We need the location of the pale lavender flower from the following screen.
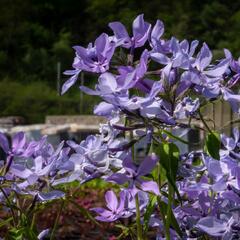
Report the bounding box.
[150,38,198,78]
[37,190,65,201]
[94,101,117,117]
[221,128,240,157]
[38,229,49,240]
[107,154,160,196]
[10,141,65,184]
[174,97,200,119]
[193,43,229,80]
[117,49,149,90]
[109,14,151,49]
[150,20,164,49]
[140,98,175,125]
[224,49,240,88]
[62,33,115,94]
[0,132,29,157]
[91,190,130,222]
[196,216,240,239]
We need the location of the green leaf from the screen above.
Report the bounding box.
[115,224,129,230]
[155,142,181,201]
[205,131,221,160]
[143,196,157,233]
[7,228,24,240]
[160,143,179,181]
[6,226,38,240]
[0,217,13,228]
[157,200,182,238]
[161,129,189,145]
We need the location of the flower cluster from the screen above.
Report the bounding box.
[0,132,71,201]
[174,129,240,239]
[0,14,240,239]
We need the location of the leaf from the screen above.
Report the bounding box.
[157,200,182,237]
[143,196,157,233]
[6,228,24,240]
[0,217,13,228]
[160,143,179,181]
[155,142,181,201]
[24,227,38,240]
[205,131,221,160]
[115,224,129,230]
[162,129,189,145]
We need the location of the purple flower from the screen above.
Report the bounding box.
[0,132,38,174]
[0,132,28,157]
[109,14,151,49]
[91,190,130,222]
[224,49,240,88]
[10,141,65,184]
[38,229,49,240]
[37,190,65,201]
[151,38,188,76]
[67,134,124,183]
[197,216,229,237]
[150,20,164,49]
[221,128,240,156]
[174,97,200,119]
[62,33,115,94]
[117,49,149,91]
[191,43,229,85]
[80,50,149,99]
[107,154,160,196]
[196,216,239,239]
[127,190,149,214]
[151,38,198,78]
[94,101,117,117]
[194,43,229,76]
[80,72,123,96]
[140,98,175,125]
[115,81,172,124]
[221,87,240,113]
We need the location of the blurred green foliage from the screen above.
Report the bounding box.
[0,80,99,123]
[0,0,239,122]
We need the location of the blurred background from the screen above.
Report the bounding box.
[0,0,239,123]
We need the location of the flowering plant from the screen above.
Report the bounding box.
[0,14,240,239]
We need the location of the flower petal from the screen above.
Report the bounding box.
[105,190,118,212]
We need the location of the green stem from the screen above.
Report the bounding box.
[157,162,161,192]
[130,129,135,161]
[135,194,143,240]
[220,118,240,130]
[198,110,212,133]
[166,183,173,240]
[30,213,36,230]
[0,187,17,227]
[50,200,64,240]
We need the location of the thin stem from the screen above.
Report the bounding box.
[130,125,135,161]
[30,213,36,230]
[50,200,64,240]
[135,194,143,240]
[157,162,161,192]
[198,110,212,133]
[220,118,240,130]
[166,183,173,240]
[145,69,162,75]
[28,195,38,214]
[0,187,17,226]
